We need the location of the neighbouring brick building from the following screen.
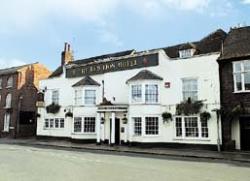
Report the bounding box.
[0,63,51,138]
[218,26,250,151]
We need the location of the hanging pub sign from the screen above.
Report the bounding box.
[66,53,159,78]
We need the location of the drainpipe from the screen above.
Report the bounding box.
[213,109,221,152]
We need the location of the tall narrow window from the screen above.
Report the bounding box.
[44,119,49,128]
[3,113,10,132]
[182,79,198,101]
[201,119,209,138]
[60,118,65,128]
[74,117,82,133]
[184,117,199,138]
[145,117,159,135]
[7,76,13,88]
[175,117,182,137]
[145,84,158,103]
[74,89,82,106]
[84,117,96,133]
[133,117,142,136]
[84,90,96,105]
[5,93,12,108]
[52,90,59,104]
[131,85,142,102]
[233,60,250,92]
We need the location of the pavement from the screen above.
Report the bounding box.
[1,137,250,164]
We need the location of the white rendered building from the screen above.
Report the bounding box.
[37,30,226,149]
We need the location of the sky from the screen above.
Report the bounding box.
[0,0,250,71]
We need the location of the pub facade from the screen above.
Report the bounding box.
[37,30,226,149]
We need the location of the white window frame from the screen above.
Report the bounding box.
[145,84,159,104]
[131,85,142,103]
[179,49,193,58]
[133,117,142,136]
[5,93,12,108]
[84,89,96,106]
[233,60,250,93]
[73,116,96,134]
[6,76,13,88]
[182,78,198,101]
[3,113,10,132]
[174,116,209,140]
[74,89,83,106]
[44,118,64,129]
[51,90,59,104]
[145,117,159,136]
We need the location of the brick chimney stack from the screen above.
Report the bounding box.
[61,42,73,65]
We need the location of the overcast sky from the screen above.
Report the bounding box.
[0,0,250,71]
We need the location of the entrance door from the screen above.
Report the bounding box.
[240,117,250,151]
[110,118,120,145]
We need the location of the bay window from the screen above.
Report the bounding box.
[84,90,96,105]
[131,85,142,102]
[233,60,250,92]
[145,84,158,103]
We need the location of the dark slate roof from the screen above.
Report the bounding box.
[163,29,227,58]
[49,50,135,78]
[127,70,163,83]
[219,26,250,61]
[179,42,197,50]
[71,49,135,65]
[48,66,63,78]
[72,75,100,87]
[0,63,37,76]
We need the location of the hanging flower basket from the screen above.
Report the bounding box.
[176,98,204,115]
[46,103,61,114]
[162,112,172,122]
[200,111,211,121]
[122,117,128,124]
[65,111,73,118]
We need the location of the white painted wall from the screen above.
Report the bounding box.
[37,50,222,146]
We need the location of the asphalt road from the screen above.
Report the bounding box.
[0,144,250,181]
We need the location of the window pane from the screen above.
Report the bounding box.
[60,119,64,128]
[235,73,242,91]
[133,117,142,136]
[52,90,59,104]
[184,117,199,137]
[84,117,96,133]
[44,119,49,128]
[49,119,54,128]
[75,89,82,105]
[145,117,159,135]
[145,85,158,103]
[55,118,59,128]
[234,62,241,72]
[244,61,250,71]
[182,79,198,101]
[245,72,250,90]
[85,90,96,105]
[74,117,82,132]
[132,85,142,102]
[201,119,209,138]
[175,117,182,137]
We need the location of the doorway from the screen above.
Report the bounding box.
[240,117,250,151]
[110,118,120,145]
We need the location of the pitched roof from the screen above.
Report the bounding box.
[48,66,63,78]
[0,63,38,76]
[127,70,163,83]
[219,26,250,61]
[72,76,100,87]
[163,29,227,58]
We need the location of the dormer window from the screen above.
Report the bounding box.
[179,43,197,58]
[179,49,193,58]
